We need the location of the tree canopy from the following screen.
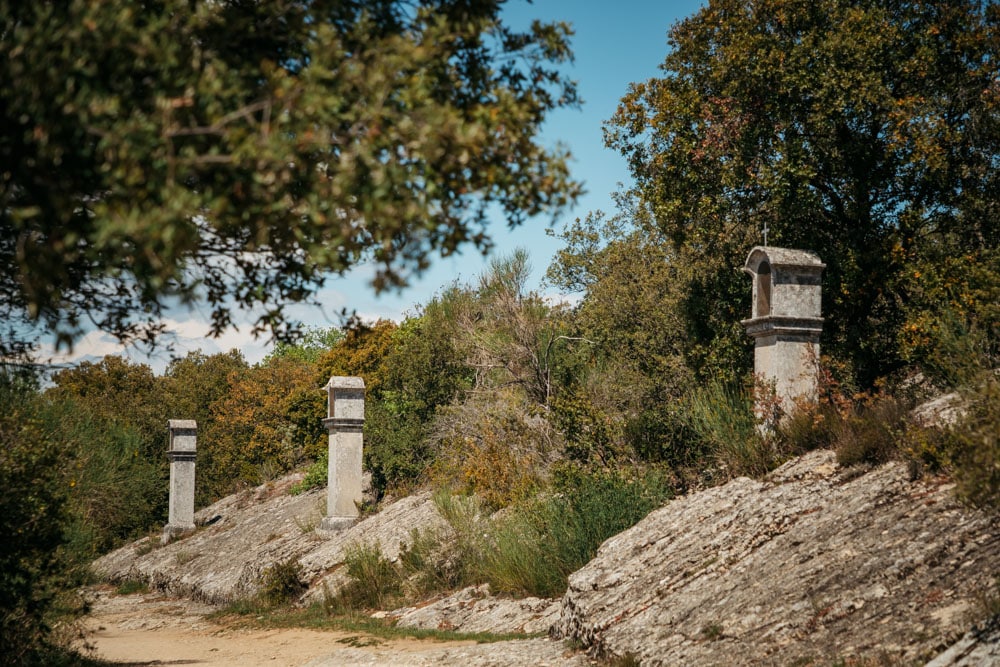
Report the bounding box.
[605,0,1000,385]
[0,0,580,357]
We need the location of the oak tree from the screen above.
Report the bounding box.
[607,0,1000,385]
[0,0,580,357]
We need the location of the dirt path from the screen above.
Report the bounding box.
[78,586,587,667]
[78,586,473,667]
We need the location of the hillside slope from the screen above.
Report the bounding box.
[554,450,999,665]
[93,451,999,665]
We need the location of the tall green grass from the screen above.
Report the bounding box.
[434,468,673,598]
[686,380,774,478]
[329,468,673,609]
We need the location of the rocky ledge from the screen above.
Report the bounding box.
[553,450,999,666]
[93,450,999,665]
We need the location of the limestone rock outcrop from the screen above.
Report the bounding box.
[92,476,446,605]
[553,450,1000,665]
[389,584,560,636]
[93,450,999,665]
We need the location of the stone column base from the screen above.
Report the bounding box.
[161,523,195,544]
[319,516,356,532]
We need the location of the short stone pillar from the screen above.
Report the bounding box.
[320,376,365,531]
[164,419,197,539]
[741,247,825,415]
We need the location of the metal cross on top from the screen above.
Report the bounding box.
[762,221,769,247]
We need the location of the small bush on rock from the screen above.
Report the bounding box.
[290,450,328,495]
[331,543,402,611]
[942,377,1000,509]
[832,396,908,468]
[260,557,307,607]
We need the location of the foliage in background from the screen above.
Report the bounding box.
[42,359,168,553]
[162,350,250,429]
[459,249,578,406]
[604,0,1000,389]
[61,413,165,559]
[48,357,164,460]
[201,355,323,502]
[546,202,746,471]
[0,372,86,664]
[897,249,1000,389]
[430,390,561,509]
[264,327,344,365]
[316,320,398,396]
[1,0,580,358]
[362,290,474,496]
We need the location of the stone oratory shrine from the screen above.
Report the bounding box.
[741,246,825,416]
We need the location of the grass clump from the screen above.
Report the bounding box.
[260,557,307,607]
[114,580,149,596]
[218,557,308,615]
[326,543,402,612]
[687,380,775,478]
[434,467,673,598]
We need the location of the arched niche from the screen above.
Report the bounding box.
[756,261,772,318]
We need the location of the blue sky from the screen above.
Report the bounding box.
[47,0,706,370]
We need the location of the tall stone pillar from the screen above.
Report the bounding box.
[320,376,365,531]
[741,247,825,416]
[165,419,197,539]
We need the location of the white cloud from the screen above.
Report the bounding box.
[37,330,129,367]
[30,257,471,375]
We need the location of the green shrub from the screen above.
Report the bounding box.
[777,402,841,454]
[550,392,626,465]
[832,397,907,468]
[290,450,328,495]
[624,406,705,468]
[330,543,402,611]
[687,380,773,478]
[945,378,1000,509]
[396,527,463,598]
[364,400,432,500]
[0,372,87,664]
[430,391,558,509]
[60,415,165,558]
[778,392,908,469]
[429,468,673,598]
[260,557,307,607]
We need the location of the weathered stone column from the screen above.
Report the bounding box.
[164,419,197,539]
[741,247,825,417]
[320,376,365,531]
